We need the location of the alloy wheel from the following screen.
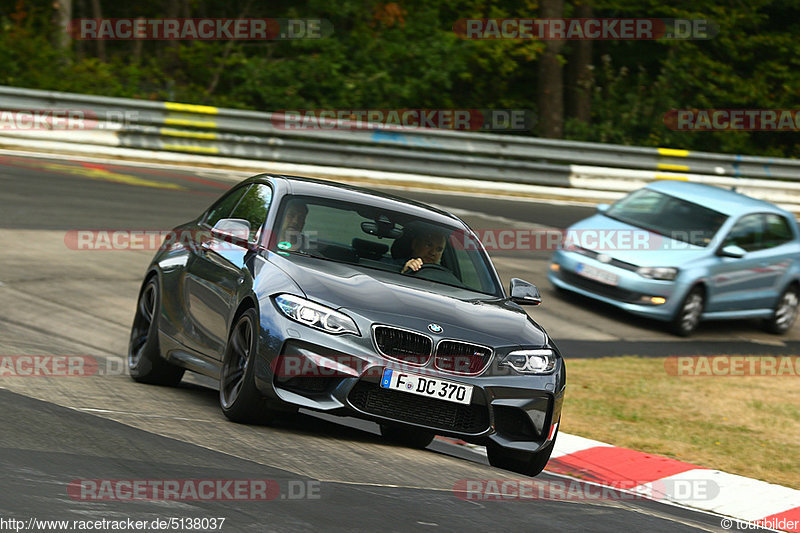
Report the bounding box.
[220,315,253,409]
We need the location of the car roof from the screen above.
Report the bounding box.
[645,180,786,216]
[251,174,465,226]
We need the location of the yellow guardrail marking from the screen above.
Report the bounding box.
[657,163,690,171]
[654,173,689,181]
[160,128,218,140]
[41,163,184,190]
[164,102,219,114]
[658,148,689,157]
[164,117,218,128]
[162,143,220,154]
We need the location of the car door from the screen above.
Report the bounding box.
[706,213,788,312]
[183,183,273,358]
[760,213,798,298]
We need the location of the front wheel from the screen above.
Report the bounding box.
[763,285,799,334]
[219,308,276,424]
[486,430,558,477]
[128,277,184,386]
[670,287,705,337]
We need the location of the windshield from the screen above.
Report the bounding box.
[269,195,503,296]
[605,189,728,247]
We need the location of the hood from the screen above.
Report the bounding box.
[566,214,710,267]
[269,254,547,347]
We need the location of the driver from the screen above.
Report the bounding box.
[401,228,447,273]
[277,201,309,250]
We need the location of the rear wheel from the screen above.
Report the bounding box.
[128,277,184,386]
[763,285,799,334]
[380,424,435,449]
[670,286,704,337]
[219,308,276,424]
[486,430,558,477]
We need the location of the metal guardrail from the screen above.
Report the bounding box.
[1,85,799,212]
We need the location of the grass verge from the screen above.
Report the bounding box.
[559,356,800,490]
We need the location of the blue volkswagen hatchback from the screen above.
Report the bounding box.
[549,181,800,336]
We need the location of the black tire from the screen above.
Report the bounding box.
[219,308,276,424]
[380,424,435,449]
[486,429,558,477]
[551,284,569,297]
[128,277,185,386]
[670,286,705,337]
[763,285,799,334]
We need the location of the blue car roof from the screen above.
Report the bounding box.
[645,180,784,216]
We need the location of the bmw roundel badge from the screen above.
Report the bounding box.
[428,323,443,333]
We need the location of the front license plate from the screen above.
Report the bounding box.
[380,368,473,405]
[576,262,618,286]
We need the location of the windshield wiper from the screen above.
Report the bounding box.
[284,249,327,260]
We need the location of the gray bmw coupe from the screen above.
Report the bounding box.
[128,174,566,476]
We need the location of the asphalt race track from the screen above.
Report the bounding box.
[0,153,787,532]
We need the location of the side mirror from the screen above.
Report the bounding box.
[596,203,610,213]
[211,218,252,247]
[718,244,746,259]
[509,278,542,306]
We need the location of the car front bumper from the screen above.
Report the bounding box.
[548,249,692,321]
[251,308,565,454]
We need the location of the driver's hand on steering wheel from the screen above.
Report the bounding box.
[402,257,424,273]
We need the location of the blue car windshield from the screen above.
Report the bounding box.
[269,196,503,297]
[605,189,728,247]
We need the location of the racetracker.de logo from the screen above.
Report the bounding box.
[0,356,104,377]
[665,109,800,131]
[453,18,717,40]
[271,109,534,132]
[665,356,800,377]
[0,110,138,130]
[70,18,333,40]
[64,229,262,251]
[68,479,278,501]
[453,228,713,252]
[67,479,321,501]
[453,478,719,501]
[271,354,482,378]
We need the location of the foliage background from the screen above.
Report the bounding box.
[1,0,799,157]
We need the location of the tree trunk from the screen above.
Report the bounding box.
[537,0,565,138]
[566,0,593,124]
[165,0,180,50]
[51,0,72,53]
[132,17,144,64]
[74,0,85,60]
[90,0,105,61]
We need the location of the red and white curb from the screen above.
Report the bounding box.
[437,433,800,532]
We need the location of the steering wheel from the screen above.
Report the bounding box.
[406,263,463,286]
[407,263,450,274]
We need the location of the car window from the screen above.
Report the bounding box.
[611,189,667,214]
[451,238,488,290]
[724,214,764,252]
[270,195,503,296]
[605,189,727,247]
[228,184,273,242]
[763,214,794,248]
[203,185,250,228]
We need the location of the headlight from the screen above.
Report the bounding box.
[636,267,678,281]
[500,349,557,374]
[274,294,360,336]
